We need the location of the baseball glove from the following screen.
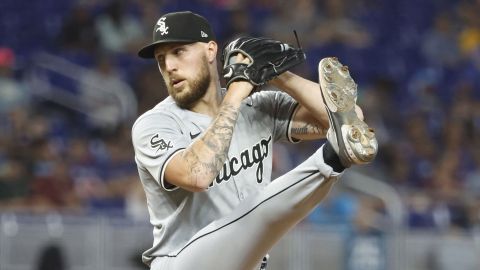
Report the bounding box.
[221,36,306,88]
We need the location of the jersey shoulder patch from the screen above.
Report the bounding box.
[149,134,174,153]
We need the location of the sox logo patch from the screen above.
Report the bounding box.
[150,134,172,152]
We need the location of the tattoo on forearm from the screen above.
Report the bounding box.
[291,122,327,137]
[182,102,239,186]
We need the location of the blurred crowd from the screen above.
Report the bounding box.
[0,0,480,235]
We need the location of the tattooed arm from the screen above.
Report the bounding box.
[270,71,363,141]
[269,72,329,140]
[289,110,328,141]
[164,81,253,192]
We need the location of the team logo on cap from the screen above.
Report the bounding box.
[155,17,169,35]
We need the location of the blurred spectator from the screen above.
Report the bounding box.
[464,143,480,197]
[29,159,82,213]
[353,196,386,233]
[79,54,137,131]
[457,1,480,58]
[95,0,146,54]
[136,0,164,39]
[430,152,463,200]
[26,134,80,213]
[132,64,168,115]
[222,7,254,42]
[99,127,138,213]
[428,203,478,270]
[421,12,461,68]
[403,112,438,188]
[313,0,372,48]
[361,78,401,146]
[428,154,466,230]
[408,191,435,228]
[307,189,359,225]
[66,137,107,212]
[35,243,67,270]
[443,82,478,175]
[125,178,149,222]
[381,143,411,192]
[0,48,30,114]
[262,0,321,47]
[406,67,447,119]
[57,3,99,53]
[0,158,30,210]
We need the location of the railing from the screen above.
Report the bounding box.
[26,52,138,129]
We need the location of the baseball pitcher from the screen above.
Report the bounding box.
[132,11,377,270]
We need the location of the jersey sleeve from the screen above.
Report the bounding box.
[249,90,299,143]
[131,112,189,191]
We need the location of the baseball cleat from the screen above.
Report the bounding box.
[318,57,378,167]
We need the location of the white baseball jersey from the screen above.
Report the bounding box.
[131,89,298,266]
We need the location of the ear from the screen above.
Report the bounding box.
[205,41,218,63]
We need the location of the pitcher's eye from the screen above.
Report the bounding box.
[173,47,185,55]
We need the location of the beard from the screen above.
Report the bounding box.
[167,56,211,109]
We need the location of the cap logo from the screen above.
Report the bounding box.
[201,31,208,38]
[155,17,169,35]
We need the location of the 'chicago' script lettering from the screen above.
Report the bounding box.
[211,136,272,187]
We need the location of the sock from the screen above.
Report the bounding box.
[323,141,346,172]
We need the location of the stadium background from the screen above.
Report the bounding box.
[0,0,479,269]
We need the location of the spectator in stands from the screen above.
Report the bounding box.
[382,143,411,193]
[25,132,81,213]
[421,12,461,68]
[99,128,139,214]
[262,0,321,47]
[361,78,400,146]
[403,112,438,188]
[136,0,164,42]
[222,8,254,42]
[457,1,480,58]
[132,64,168,115]
[57,3,99,53]
[125,176,149,221]
[66,137,106,212]
[429,154,464,230]
[95,0,146,54]
[0,158,30,210]
[29,159,81,213]
[464,142,480,197]
[313,0,372,48]
[428,203,478,270]
[66,133,135,215]
[444,82,478,178]
[308,189,360,225]
[79,54,136,131]
[36,243,67,270]
[0,47,30,114]
[408,191,436,228]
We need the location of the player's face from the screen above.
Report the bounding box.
[155,43,212,108]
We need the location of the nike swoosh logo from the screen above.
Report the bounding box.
[223,67,233,78]
[190,132,201,139]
